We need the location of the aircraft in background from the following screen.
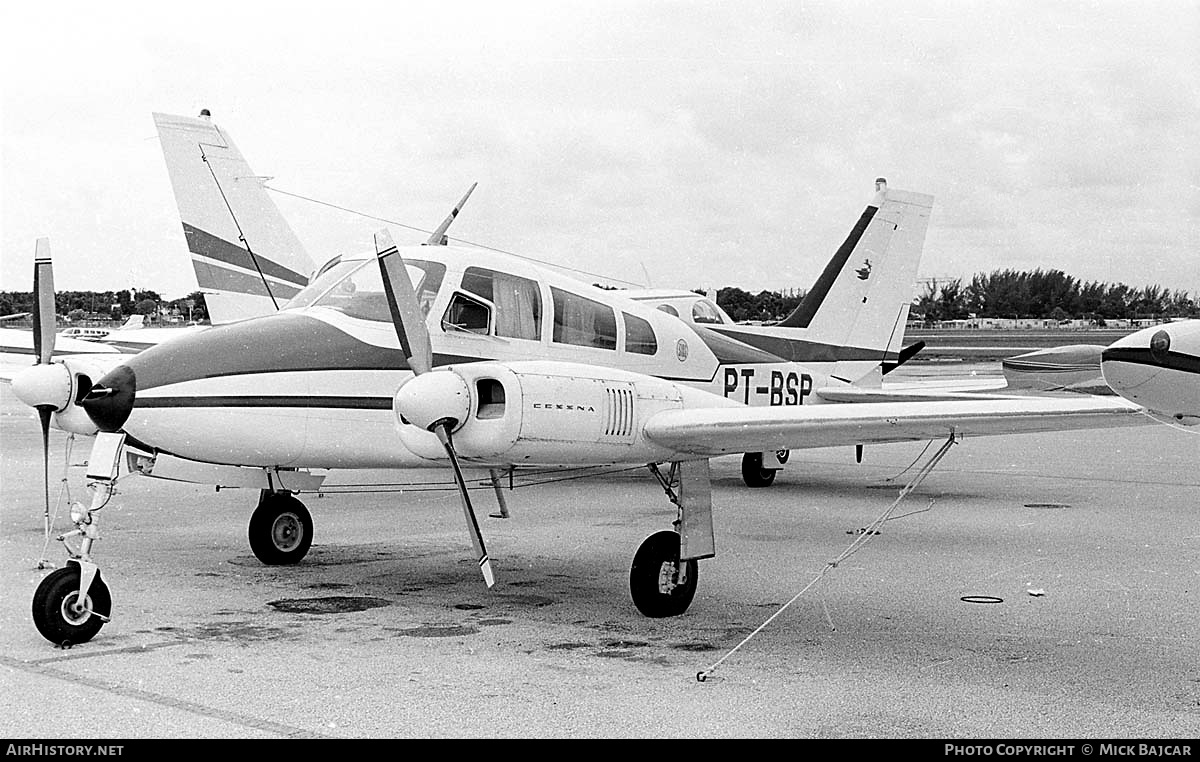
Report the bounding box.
[1101,319,1199,430]
[620,288,734,326]
[9,111,1150,646]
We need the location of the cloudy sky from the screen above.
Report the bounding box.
[2,0,1197,301]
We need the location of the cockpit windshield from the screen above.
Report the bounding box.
[691,298,726,324]
[284,256,446,322]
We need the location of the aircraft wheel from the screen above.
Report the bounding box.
[629,530,697,618]
[249,494,313,565]
[32,564,111,645]
[741,452,777,488]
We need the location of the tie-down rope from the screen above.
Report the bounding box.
[697,434,960,682]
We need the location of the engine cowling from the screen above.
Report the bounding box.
[11,357,107,436]
[392,360,728,466]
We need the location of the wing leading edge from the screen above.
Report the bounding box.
[644,396,1149,456]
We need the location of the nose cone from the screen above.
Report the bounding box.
[82,364,136,432]
[1102,322,1200,421]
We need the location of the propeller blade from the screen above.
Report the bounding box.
[38,407,52,541]
[436,424,495,588]
[375,229,434,375]
[376,227,494,586]
[32,238,56,365]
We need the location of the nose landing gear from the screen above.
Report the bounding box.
[32,561,111,646]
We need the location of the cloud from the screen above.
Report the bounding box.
[2,0,1197,297]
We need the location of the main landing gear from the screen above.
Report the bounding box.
[630,530,698,617]
[630,460,715,618]
[248,491,314,565]
[741,450,788,488]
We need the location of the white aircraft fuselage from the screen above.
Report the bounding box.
[83,244,874,470]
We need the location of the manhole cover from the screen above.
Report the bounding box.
[267,596,391,614]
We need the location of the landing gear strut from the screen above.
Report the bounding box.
[31,434,121,646]
[248,491,313,565]
[631,460,714,618]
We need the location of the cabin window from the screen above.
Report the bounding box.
[551,287,617,350]
[443,293,491,334]
[656,304,679,317]
[691,299,725,324]
[461,267,542,340]
[623,313,658,355]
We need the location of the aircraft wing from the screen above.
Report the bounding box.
[644,396,1149,456]
[0,332,124,382]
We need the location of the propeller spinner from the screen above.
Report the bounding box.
[375,229,496,587]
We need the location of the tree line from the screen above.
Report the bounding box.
[0,289,209,324]
[912,269,1197,324]
[1,268,1193,326]
[711,269,1196,324]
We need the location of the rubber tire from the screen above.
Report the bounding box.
[741,452,778,488]
[248,494,313,565]
[32,564,111,646]
[629,530,698,618]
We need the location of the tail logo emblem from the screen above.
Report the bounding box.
[856,259,872,280]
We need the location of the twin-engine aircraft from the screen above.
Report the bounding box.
[10,111,1150,646]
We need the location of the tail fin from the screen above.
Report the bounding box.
[117,314,145,330]
[778,178,933,381]
[153,111,316,324]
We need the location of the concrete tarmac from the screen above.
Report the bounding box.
[1,381,1197,739]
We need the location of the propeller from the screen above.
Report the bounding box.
[375,228,495,587]
[13,239,70,555]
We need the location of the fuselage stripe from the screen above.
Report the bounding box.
[183,222,310,287]
[137,395,394,409]
[1102,348,1200,375]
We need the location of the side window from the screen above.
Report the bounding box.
[442,293,491,334]
[623,313,657,355]
[551,287,617,350]
[461,267,542,341]
[691,299,724,324]
[657,304,679,317]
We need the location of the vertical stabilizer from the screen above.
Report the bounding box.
[153,111,315,324]
[778,179,934,381]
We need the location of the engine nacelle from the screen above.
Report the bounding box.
[393,361,732,466]
[11,357,107,436]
